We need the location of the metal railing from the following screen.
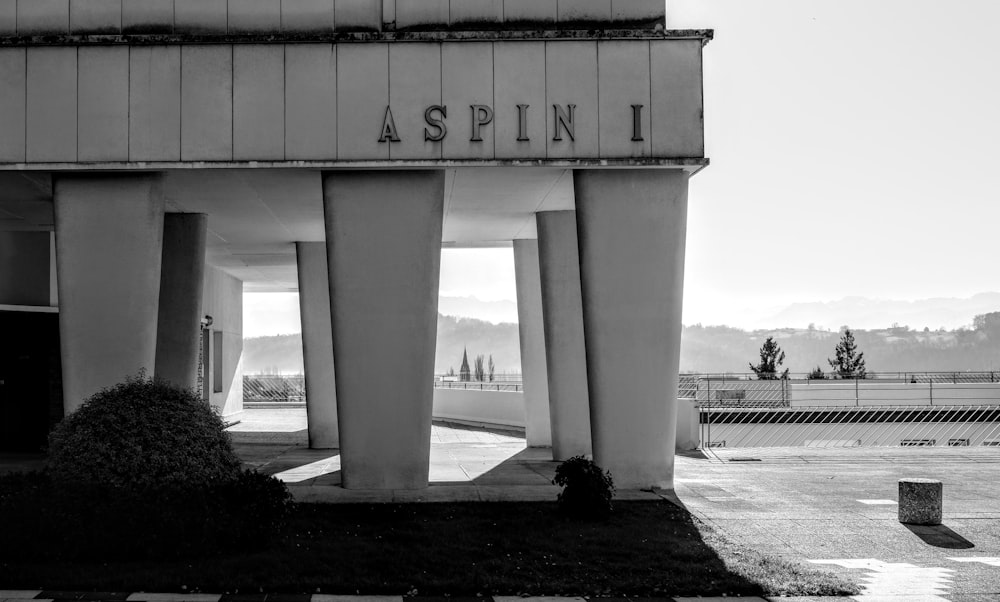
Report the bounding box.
[244,374,305,403]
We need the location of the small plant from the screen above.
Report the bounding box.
[553,455,615,519]
[807,366,826,380]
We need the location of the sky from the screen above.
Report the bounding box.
[246,1,1000,336]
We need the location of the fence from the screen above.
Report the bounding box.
[693,372,1000,448]
[243,375,306,403]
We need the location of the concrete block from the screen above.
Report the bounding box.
[0,48,25,162]
[234,44,285,160]
[78,46,129,161]
[899,478,943,525]
[395,0,447,29]
[545,41,599,159]
[228,0,281,33]
[18,0,70,35]
[449,0,502,26]
[0,0,14,35]
[129,45,181,161]
[70,0,121,34]
[181,45,233,160]
[285,44,336,160]
[334,0,380,31]
[281,0,333,33]
[650,39,704,157]
[598,40,651,158]
[336,44,388,160]
[442,42,493,159]
[175,0,227,34]
[501,0,556,24]
[611,0,664,23]
[558,0,611,23]
[388,43,441,160]
[494,41,546,159]
[26,47,77,162]
[122,0,173,33]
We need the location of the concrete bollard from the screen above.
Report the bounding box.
[898,478,943,525]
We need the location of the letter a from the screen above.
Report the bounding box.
[379,106,401,143]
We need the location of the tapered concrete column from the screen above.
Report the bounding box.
[537,211,592,460]
[575,169,688,489]
[54,173,165,413]
[296,241,338,449]
[323,171,443,489]
[513,239,552,449]
[155,213,207,390]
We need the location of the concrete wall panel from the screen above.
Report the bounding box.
[558,0,610,23]
[285,44,336,160]
[18,0,69,35]
[78,46,129,162]
[442,42,493,160]
[70,0,121,33]
[337,44,388,160]
[449,0,502,25]
[335,0,380,31]
[395,0,447,29]
[129,45,181,161]
[234,44,284,160]
[650,39,704,157]
[282,0,334,32]
[0,48,25,162]
[545,41,598,159]
[228,0,280,33]
[0,0,15,35]
[388,43,441,160]
[202,265,244,418]
[502,0,555,23]
[433,389,525,430]
[494,42,546,159]
[26,47,77,163]
[598,40,651,158]
[175,0,227,34]
[611,0,664,23]
[122,0,173,34]
[181,45,233,161]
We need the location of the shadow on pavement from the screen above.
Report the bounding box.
[904,523,975,549]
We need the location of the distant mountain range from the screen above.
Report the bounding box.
[759,293,1000,331]
[438,295,518,325]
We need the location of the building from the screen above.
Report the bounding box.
[0,0,709,491]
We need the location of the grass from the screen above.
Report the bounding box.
[0,500,859,597]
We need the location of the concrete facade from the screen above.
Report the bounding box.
[155,213,207,390]
[575,169,689,489]
[0,3,710,489]
[513,238,552,449]
[296,241,338,449]
[324,171,444,489]
[536,210,592,460]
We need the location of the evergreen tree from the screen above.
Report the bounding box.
[828,328,867,379]
[749,336,788,380]
[488,354,496,382]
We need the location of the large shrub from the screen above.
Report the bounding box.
[48,373,242,489]
[1,373,295,561]
[553,455,616,519]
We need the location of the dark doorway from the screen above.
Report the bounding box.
[0,309,62,452]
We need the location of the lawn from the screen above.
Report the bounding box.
[0,500,859,598]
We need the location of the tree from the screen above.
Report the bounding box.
[474,354,486,382]
[749,336,788,380]
[488,354,496,382]
[974,311,1000,333]
[828,328,867,379]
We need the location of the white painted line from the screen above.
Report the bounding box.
[809,558,953,601]
[126,594,221,602]
[947,556,1000,567]
[0,593,41,600]
[857,499,898,505]
[3,599,52,602]
[312,596,403,602]
[494,598,588,602]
